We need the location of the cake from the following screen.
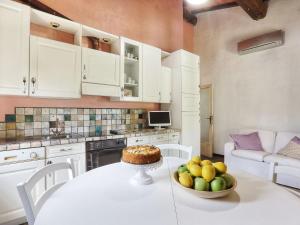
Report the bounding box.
[122,145,161,164]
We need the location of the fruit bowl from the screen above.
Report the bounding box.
[173,171,237,199]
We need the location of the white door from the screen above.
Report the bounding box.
[182,94,200,112]
[0,160,45,225]
[160,66,171,103]
[142,44,161,102]
[30,36,81,98]
[181,66,200,95]
[82,48,119,86]
[182,111,200,156]
[46,153,86,189]
[0,0,29,96]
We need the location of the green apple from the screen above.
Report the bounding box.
[222,174,234,189]
[178,164,188,174]
[194,177,209,191]
[210,177,226,192]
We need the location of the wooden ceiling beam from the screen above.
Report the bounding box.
[236,0,269,20]
[191,2,239,15]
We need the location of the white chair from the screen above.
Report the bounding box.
[17,159,75,225]
[157,144,193,160]
[268,162,300,198]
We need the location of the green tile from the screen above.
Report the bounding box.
[64,114,71,121]
[5,115,16,123]
[90,114,96,121]
[25,115,34,122]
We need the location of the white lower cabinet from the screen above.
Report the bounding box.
[0,148,45,225]
[46,143,86,189]
[127,132,180,147]
[30,36,81,98]
[182,112,200,155]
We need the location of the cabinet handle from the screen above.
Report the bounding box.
[31,77,36,94]
[121,87,124,97]
[83,64,87,80]
[22,77,27,94]
[47,160,52,165]
[60,148,72,152]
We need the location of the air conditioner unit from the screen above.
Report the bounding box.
[238,30,284,55]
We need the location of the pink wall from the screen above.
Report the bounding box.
[0,0,194,121]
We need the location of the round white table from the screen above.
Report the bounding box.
[34,157,300,225]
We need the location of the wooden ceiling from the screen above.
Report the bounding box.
[184,0,269,25]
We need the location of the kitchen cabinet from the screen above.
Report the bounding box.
[0,148,45,225]
[118,37,143,101]
[45,143,86,189]
[127,132,180,147]
[30,36,81,98]
[162,50,200,155]
[0,0,30,96]
[142,44,161,102]
[160,66,172,103]
[182,112,200,153]
[81,47,120,97]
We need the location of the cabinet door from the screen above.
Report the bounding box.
[46,153,86,189]
[0,1,29,96]
[160,66,171,103]
[0,160,45,224]
[82,48,119,86]
[142,44,161,102]
[182,112,200,156]
[181,66,200,95]
[30,36,81,98]
[182,94,200,112]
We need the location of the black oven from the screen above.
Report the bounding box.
[86,138,127,171]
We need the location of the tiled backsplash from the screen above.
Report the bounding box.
[0,108,147,139]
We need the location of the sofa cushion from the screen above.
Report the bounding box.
[231,149,271,162]
[278,138,300,160]
[264,154,300,168]
[274,132,300,153]
[230,132,263,151]
[236,129,276,153]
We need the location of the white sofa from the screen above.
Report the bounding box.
[225,129,300,189]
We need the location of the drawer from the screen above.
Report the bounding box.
[0,147,45,164]
[169,132,180,143]
[46,143,85,158]
[151,134,169,144]
[182,94,200,112]
[127,136,150,146]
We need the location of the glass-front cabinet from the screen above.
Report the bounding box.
[119,37,142,101]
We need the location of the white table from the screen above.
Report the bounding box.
[34,157,300,225]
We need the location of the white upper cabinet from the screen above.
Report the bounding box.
[160,66,171,103]
[142,44,161,102]
[30,36,81,98]
[81,48,120,97]
[0,0,30,96]
[117,37,142,101]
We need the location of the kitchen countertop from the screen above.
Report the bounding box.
[0,129,180,151]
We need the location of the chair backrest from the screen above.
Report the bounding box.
[268,162,300,197]
[17,159,75,225]
[157,144,193,160]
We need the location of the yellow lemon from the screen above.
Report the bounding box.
[179,172,193,188]
[201,159,212,166]
[186,160,197,171]
[191,155,201,164]
[202,165,216,182]
[189,164,202,177]
[213,162,227,174]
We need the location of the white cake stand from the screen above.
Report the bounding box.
[122,158,163,185]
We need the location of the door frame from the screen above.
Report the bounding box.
[200,84,214,158]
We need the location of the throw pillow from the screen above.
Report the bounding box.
[230,132,263,151]
[278,136,300,160]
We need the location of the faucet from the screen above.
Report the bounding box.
[51,119,65,137]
